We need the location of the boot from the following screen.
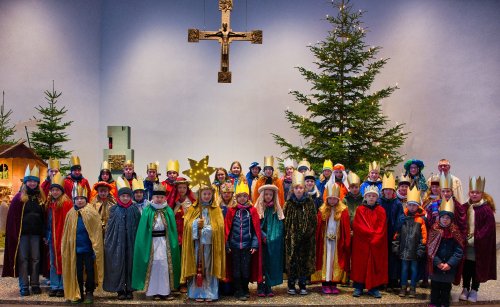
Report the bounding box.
[257,282,265,297]
[398,286,407,297]
[408,287,416,298]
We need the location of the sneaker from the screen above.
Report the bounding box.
[265,284,274,297]
[56,290,65,297]
[322,286,332,294]
[257,283,266,297]
[459,288,469,301]
[367,289,382,298]
[48,289,58,297]
[31,286,42,295]
[84,292,94,304]
[71,298,83,304]
[352,288,363,297]
[330,286,340,294]
[299,288,308,295]
[20,289,30,297]
[467,290,477,303]
[287,288,296,295]
[408,287,416,298]
[399,286,407,297]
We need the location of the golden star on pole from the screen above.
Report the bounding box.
[182,155,216,189]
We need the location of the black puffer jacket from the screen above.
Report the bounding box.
[392,207,427,261]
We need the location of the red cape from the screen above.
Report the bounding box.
[63,176,91,199]
[224,205,263,283]
[350,204,388,289]
[315,207,351,278]
[161,180,176,208]
[41,179,51,198]
[173,192,196,246]
[47,198,73,275]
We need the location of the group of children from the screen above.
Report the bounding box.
[1,156,496,307]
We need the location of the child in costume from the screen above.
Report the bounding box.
[181,185,226,302]
[360,161,382,196]
[304,170,322,210]
[132,178,147,213]
[46,172,73,297]
[351,185,387,298]
[212,167,230,201]
[143,162,159,201]
[41,158,60,197]
[103,177,141,300]
[344,171,363,226]
[61,186,104,304]
[252,156,285,206]
[254,184,284,297]
[132,183,180,300]
[459,177,496,303]
[161,160,180,206]
[316,159,333,199]
[90,180,116,235]
[378,172,404,291]
[63,156,91,200]
[323,163,349,202]
[225,183,262,301]
[397,174,411,205]
[427,198,464,307]
[284,171,317,295]
[228,161,249,193]
[279,158,295,201]
[423,174,441,215]
[246,162,261,200]
[90,161,117,202]
[217,181,235,217]
[314,183,351,295]
[392,187,427,298]
[3,165,46,296]
[403,159,428,197]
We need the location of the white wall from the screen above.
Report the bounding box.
[1,0,499,219]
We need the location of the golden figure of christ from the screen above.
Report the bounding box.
[188,0,263,83]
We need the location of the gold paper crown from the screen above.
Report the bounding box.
[147,162,158,171]
[76,185,88,198]
[101,161,110,171]
[368,161,380,172]
[429,173,440,183]
[439,172,453,189]
[440,196,455,214]
[407,186,421,204]
[51,172,64,187]
[70,156,81,167]
[469,176,485,193]
[167,160,180,173]
[235,182,250,195]
[398,173,411,185]
[123,160,134,167]
[364,185,379,196]
[297,158,310,170]
[382,172,396,190]
[325,183,341,199]
[48,158,60,170]
[292,170,305,186]
[323,159,333,171]
[153,183,166,193]
[347,171,361,185]
[24,164,40,179]
[283,158,295,169]
[132,178,145,191]
[220,182,234,193]
[264,156,274,168]
[116,176,131,190]
[304,169,316,179]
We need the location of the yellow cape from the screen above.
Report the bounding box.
[61,205,104,301]
[180,201,225,284]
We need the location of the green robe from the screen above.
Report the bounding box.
[261,206,284,286]
[131,204,180,290]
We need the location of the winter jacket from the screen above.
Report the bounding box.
[430,236,463,283]
[227,205,258,250]
[392,207,427,261]
[379,196,404,246]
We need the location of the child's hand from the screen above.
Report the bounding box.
[197,218,204,228]
[441,263,451,271]
[250,248,256,254]
[437,263,444,270]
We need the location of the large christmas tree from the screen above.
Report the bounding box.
[0,91,17,145]
[31,82,73,168]
[273,0,407,178]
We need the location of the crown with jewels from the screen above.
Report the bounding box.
[364,185,379,196]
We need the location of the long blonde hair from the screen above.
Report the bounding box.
[46,188,71,208]
[319,198,347,221]
[20,183,46,205]
[483,192,496,213]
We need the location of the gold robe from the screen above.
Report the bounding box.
[62,205,104,301]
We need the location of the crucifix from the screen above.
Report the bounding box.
[188,0,263,83]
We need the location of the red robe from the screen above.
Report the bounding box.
[350,203,388,290]
[315,205,351,281]
[41,179,51,198]
[172,192,196,246]
[224,205,263,283]
[47,197,73,275]
[63,176,91,200]
[161,180,176,208]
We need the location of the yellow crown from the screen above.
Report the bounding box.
[440,196,455,214]
[304,169,316,179]
[116,176,131,190]
[325,183,341,199]
[429,173,440,183]
[123,160,134,168]
[167,160,180,173]
[283,158,295,169]
[131,178,145,191]
[147,162,158,171]
[368,161,380,172]
[439,172,452,189]
[469,176,485,193]
[347,171,361,186]
[297,158,310,170]
[101,161,110,171]
[382,172,396,190]
[323,159,333,171]
[264,156,274,168]
[76,185,88,199]
[399,173,411,185]
[235,182,250,195]
[292,170,305,186]
[407,186,421,204]
[364,185,379,196]
[70,156,81,167]
[51,172,64,187]
[153,183,166,193]
[24,164,40,179]
[48,158,60,170]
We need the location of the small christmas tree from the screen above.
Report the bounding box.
[273,0,408,178]
[0,91,17,145]
[31,82,73,170]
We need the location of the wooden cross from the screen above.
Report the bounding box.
[188,0,263,83]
